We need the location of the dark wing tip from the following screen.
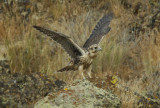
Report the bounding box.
[33,25,40,30]
[103,12,114,20]
[33,25,54,37]
[33,25,83,58]
[100,12,114,25]
[107,12,114,18]
[33,25,37,28]
[83,12,114,48]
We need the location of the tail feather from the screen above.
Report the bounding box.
[57,65,75,72]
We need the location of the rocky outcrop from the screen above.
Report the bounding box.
[0,60,66,108]
[34,80,121,108]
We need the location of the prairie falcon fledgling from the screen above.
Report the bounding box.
[33,12,113,79]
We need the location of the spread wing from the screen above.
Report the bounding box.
[83,12,114,48]
[33,26,85,59]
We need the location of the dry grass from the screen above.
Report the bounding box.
[0,0,160,107]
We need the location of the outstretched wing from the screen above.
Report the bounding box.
[33,26,85,59]
[83,12,114,48]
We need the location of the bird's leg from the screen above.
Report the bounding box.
[78,65,86,79]
[87,65,92,78]
[88,72,92,78]
[81,72,86,79]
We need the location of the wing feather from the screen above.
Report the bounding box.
[83,12,114,48]
[33,26,85,59]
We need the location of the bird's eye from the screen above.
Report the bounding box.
[95,47,97,49]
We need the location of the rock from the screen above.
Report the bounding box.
[34,80,121,108]
[0,60,66,107]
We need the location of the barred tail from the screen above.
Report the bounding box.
[57,65,75,72]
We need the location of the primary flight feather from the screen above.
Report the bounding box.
[33,12,113,79]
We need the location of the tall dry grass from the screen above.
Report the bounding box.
[0,0,160,107]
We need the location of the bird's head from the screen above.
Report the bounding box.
[87,44,101,58]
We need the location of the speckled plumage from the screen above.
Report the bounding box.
[33,12,113,79]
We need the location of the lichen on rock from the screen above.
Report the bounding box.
[34,80,121,108]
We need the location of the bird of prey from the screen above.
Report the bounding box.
[33,12,113,79]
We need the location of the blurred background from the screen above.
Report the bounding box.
[0,0,160,107]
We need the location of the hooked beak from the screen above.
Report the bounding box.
[97,47,102,51]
